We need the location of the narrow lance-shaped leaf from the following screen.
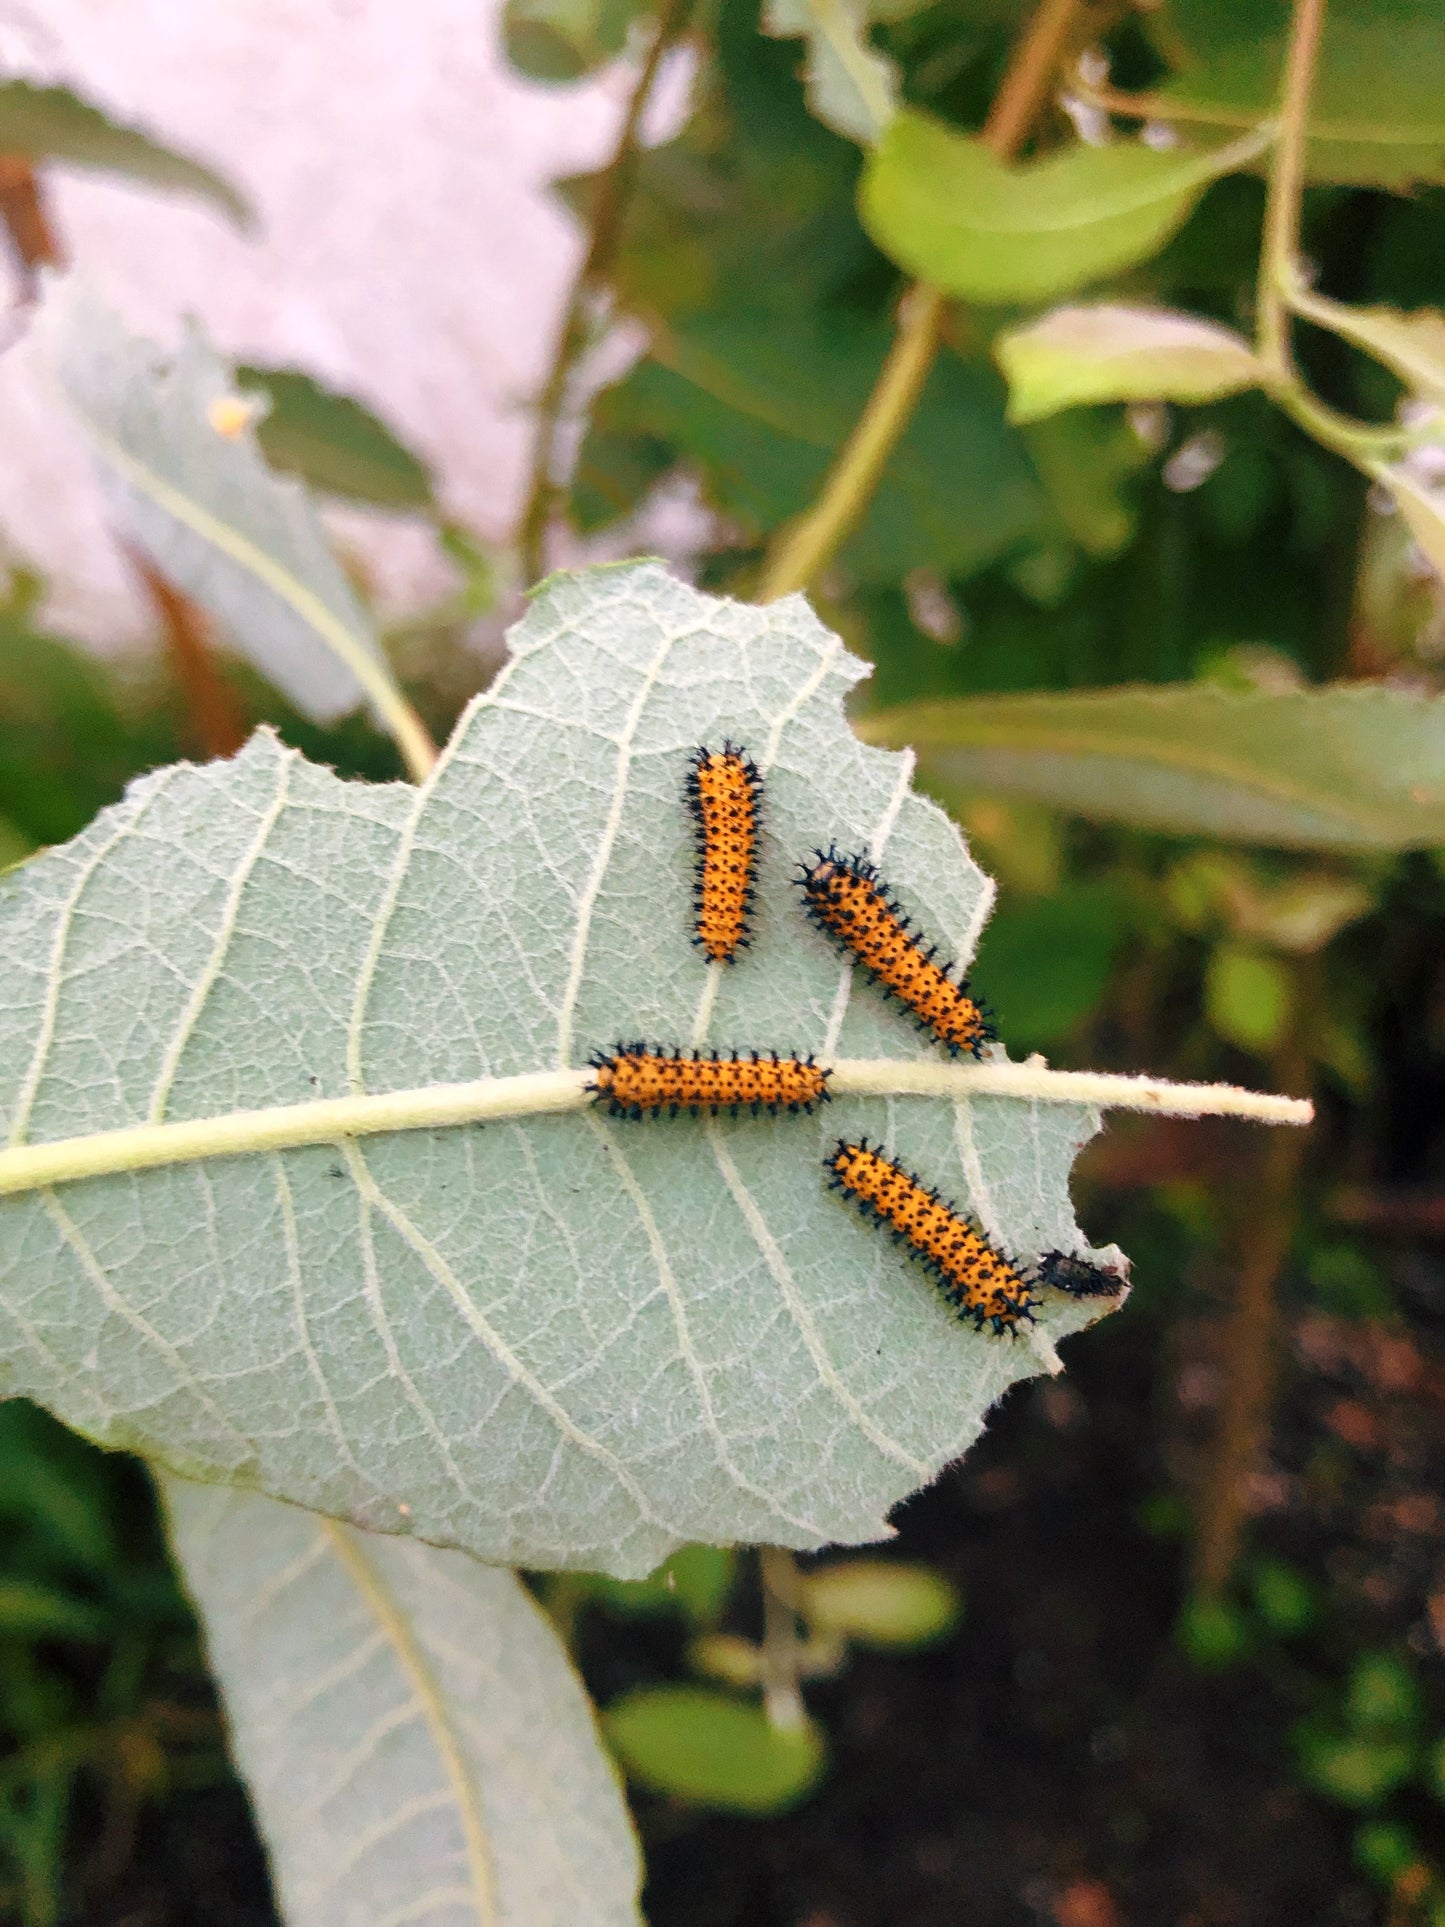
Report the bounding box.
[996,304,1263,424]
[37,281,421,752]
[164,1478,642,1926]
[859,114,1269,305]
[0,562,1118,1575]
[860,684,1445,851]
[0,80,250,226]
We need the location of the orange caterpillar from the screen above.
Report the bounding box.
[797,848,995,1058]
[826,1139,1123,1334]
[589,1044,830,1120]
[686,744,761,963]
[826,1139,1034,1334]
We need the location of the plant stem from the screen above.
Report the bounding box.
[0,1060,1310,1199]
[759,1547,808,1729]
[129,552,248,761]
[518,0,690,586]
[0,153,63,291]
[1255,0,1327,384]
[756,0,1084,601]
[1191,1028,1312,1599]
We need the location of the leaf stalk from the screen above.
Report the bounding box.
[0,1061,1310,1199]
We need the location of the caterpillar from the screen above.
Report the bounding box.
[589,1044,830,1119]
[825,1139,1124,1332]
[685,743,762,963]
[824,1138,1035,1335]
[797,848,995,1058]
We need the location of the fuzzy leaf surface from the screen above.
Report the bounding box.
[40,283,396,727]
[165,1478,641,1925]
[0,562,1112,1574]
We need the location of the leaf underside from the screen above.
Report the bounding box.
[0,563,1114,1576]
[165,1478,642,1926]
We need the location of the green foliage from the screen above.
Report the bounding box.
[238,365,436,511]
[859,114,1266,303]
[1154,0,1445,189]
[0,81,249,224]
[996,305,1263,423]
[605,1685,828,1811]
[1204,945,1294,1054]
[799,1557,960,1647]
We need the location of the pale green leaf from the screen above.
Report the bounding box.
[761,0,898,145]
[997,304,1263,424]
[861,684,1445,850]
[1290,296,1445,407]
[605,1685,827,1811]
[502,0,640,81]
[0,80,250,226]
[1383,466,1445,583]
[0,563,1115,1575]
[164,1478,641,1925]
[800,1557,959,1646]
[38,282,402,730]
[858,114,1268,304]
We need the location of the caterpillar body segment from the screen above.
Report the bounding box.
[685,743,762,963]
[796,848,996,1058]
[588,1044,831,1120]
[825,1138,1036,1335]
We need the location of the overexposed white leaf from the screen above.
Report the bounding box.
[762,0,897,145]
[996,304,1263,424]
[0,562,1115,1575]
[165,1478,641,1927]
[39,280,397,728]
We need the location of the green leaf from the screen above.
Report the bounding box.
[1347,1653,1423,1735]
[800,1557,960,1647]
[997,304,1262,424]
[972,884,1126,1051]
[0,81,250,226]
[587,1544,738,1622]
[0,1578,107,1641]
[1020,409,1148,558]
[605,1685,827,1811]
[577,311,1055,581]
[1155,0,1445,190]
[238,366,435,512]
[761,0,898,145]
[164,1479,642,1925]
[502,0,640,81]
[1297,1730,1416,1807]
[1205,945,1293,1054]
[0,563,1115,1575]
[1291,295,1445,406]
[1378,464,1445,585]
[858,113,1267,304]
[860,684,1445,851]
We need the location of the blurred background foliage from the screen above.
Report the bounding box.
[3,0,1445,1921]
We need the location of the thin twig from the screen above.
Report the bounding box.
[1191,1033,1312,1598]
[518,0,690,585]
[756,0,1085,601]
[758,1546,808,1730]
[1255,0,1327,382]
[0,152,63,294]
[129,551,247,761]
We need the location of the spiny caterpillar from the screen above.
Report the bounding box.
[589,1044,830,1119]
[825,1138,1036,1334]
[685,743,761,963]
[797,848,995,1058]
[825,1139,1125,1333]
